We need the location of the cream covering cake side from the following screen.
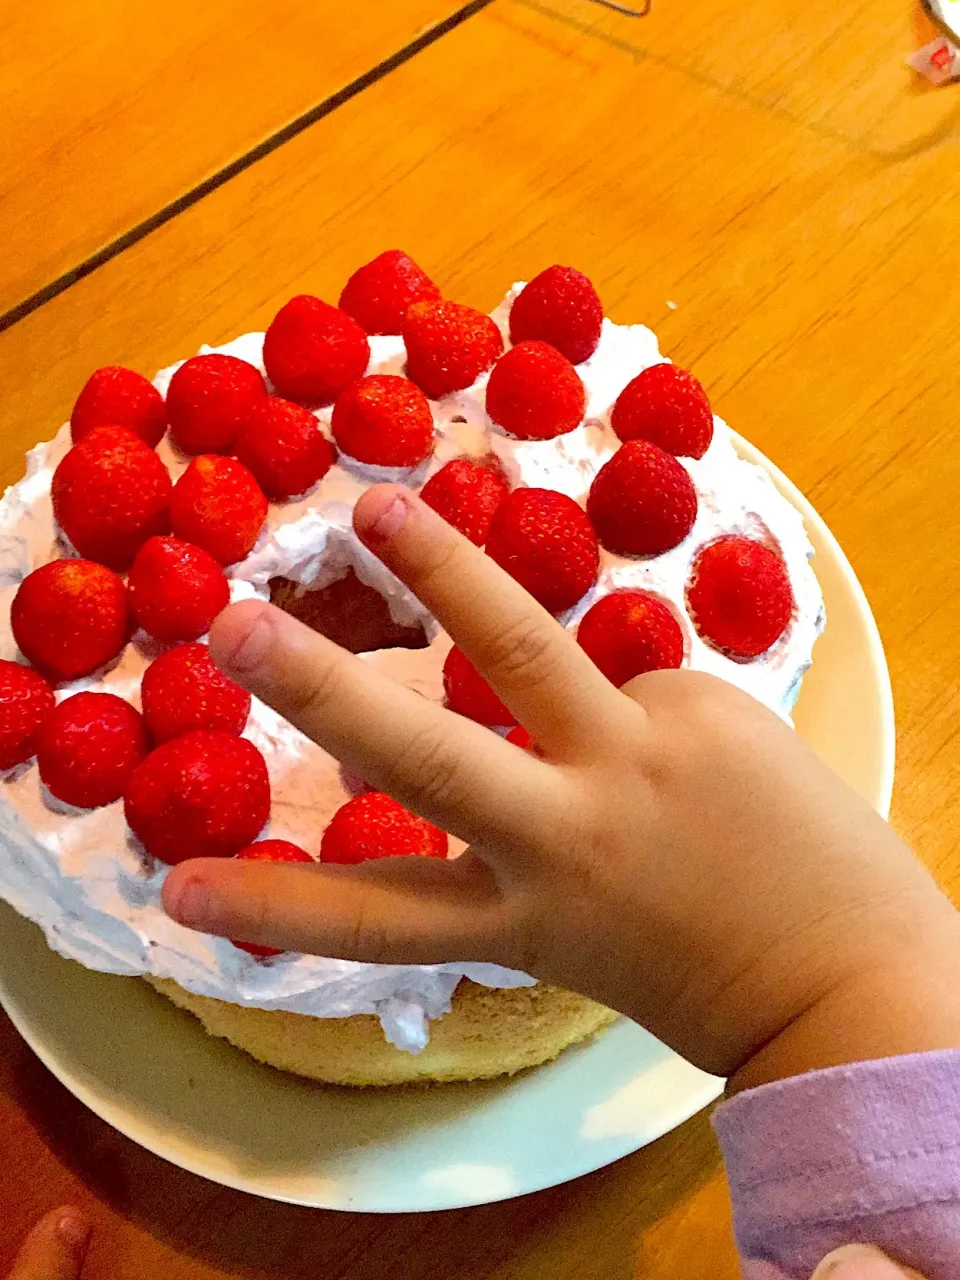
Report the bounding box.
[0,280,824,1055]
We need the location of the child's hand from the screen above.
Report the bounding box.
[3,1209,90,1280]
[162,486,960,1087]
[812,1246,926,1278]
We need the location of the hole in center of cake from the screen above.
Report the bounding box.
[269,570,428,654]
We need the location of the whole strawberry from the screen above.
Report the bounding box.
[402,300,503,399]
[611,364,714,459]
[419,456,509,545]
[167,354,267,455]
[443,645,513,726]
[170,455,268,565]
[140,643,251,742]
[587,440,698,557]
[508,266,604,365]
[70,366,167,448]
[320,791,447,864]
[127,536,230,642]
[52,425,172,570]
[12,560,130,682]
[338,250,441,335]
[231,839,315,957]
[263,295,369,406]
[577,590,685,687]
[485,487,599,613]
[331,374,434,467]
[38,691,148,808]
[0,660,55,770]
[485,340,585,440]
[235,397,335,499]
[687,535,794,658]
[124,730,271,864]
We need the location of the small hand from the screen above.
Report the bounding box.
[811,1244,926,1278]
[162,485,960,1085]
[5,1209,90,1280]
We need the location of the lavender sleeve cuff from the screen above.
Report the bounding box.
[711,1050,960,1280]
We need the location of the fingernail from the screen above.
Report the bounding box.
[56,1210,91,1256]
[362,489,408,540]
[163,874,215,930]
[811,1244,916,1278]
[228,610,274,676]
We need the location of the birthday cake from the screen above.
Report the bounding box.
[0,254,824,1085]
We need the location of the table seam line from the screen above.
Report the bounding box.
[0,0,496,336]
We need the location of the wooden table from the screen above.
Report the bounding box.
[2,2,959,1277]
[0,0,485,319]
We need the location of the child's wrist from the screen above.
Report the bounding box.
[726,918,960,1095]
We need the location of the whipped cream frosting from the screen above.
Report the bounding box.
[0,286,824,1052]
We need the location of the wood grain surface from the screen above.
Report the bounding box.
[2,1,959,1277]
[0,0,483,317]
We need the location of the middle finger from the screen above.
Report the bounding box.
[353,484,629,757]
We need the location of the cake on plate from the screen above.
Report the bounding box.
[0,254,824,1085]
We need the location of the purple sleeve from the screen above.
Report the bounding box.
[711,1050,960,1280]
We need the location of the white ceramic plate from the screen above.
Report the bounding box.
[0,440,893,1213]
[927,0,960,42]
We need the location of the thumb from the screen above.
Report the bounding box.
[7,1208,90,1280]
[811,1244,927,1280]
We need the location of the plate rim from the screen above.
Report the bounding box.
[0,966,724,1213]
[734,434,894,818]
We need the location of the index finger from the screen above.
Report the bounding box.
[209,599,564,853]
[353,485,627,756]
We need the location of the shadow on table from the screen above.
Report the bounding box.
[5,1016,722,1280]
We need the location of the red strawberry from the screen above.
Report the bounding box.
[687,536,794,658]
[331,374,434,467]
[485,340,585,441]
[587,440,698,557]
[402,300,503,399]
[263,295,369,406]
[577,590,684,687]
[52,426,172,570]
[485,488,599,613]
[141,643,251,743]
[419,456,509,545]
[232,839,315,957]
[505,725,535,752]
[70,366,166,448]
[235,397,335,499]
[320,791,447,865]
[124,730,270,864]
[237,838,312,863]
[127,536,230,642]
[167,354,267,455]
[37,691,148,809]
[509,266,603,365]
[0,660,55,770]
[338,250,441,335]
[12,560,130,682]
[443,645,513,726]
[611,364,714,459]
[170,455,268,565]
